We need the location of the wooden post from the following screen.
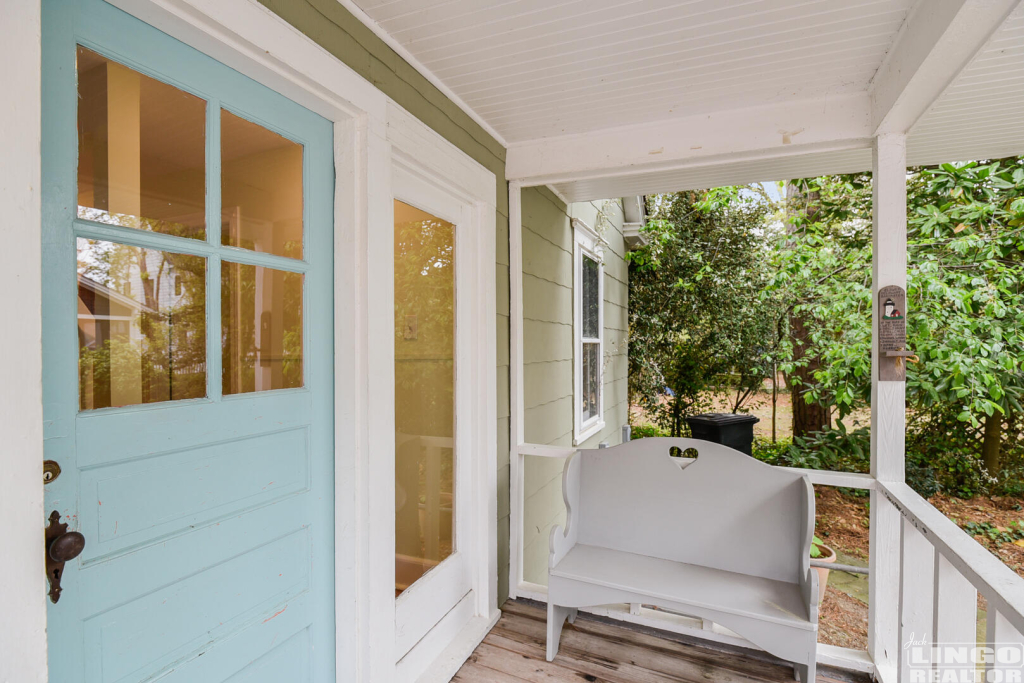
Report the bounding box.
[870,132,907,483]
[508,181,524,599]
[869,132,907,683]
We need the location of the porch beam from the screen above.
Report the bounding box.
[504,93,871,186]
[870,0,1019,136]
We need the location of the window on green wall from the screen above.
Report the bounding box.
[573,218,604,445]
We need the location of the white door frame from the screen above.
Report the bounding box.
[2,1,497,681]
[385,103,499,682]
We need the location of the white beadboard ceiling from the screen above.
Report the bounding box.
[347,0,1024,200]
[354,0,916,142]
[907,3,1024,168]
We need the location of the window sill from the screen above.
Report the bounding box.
[574,419,605,446]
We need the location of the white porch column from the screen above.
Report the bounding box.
[868,132,908,683]
[871,132,908,482]
[507,181,524,599]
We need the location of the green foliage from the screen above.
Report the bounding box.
[630,423,670,439]
[796,161,1024,428]
[752,436,792,464]
[768,158,1024,496]
[628,158,1024,496]
[810,535,827,559]
[627,191,784,435]
[960,520,1024,545]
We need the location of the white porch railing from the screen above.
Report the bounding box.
[508,443,1024,682]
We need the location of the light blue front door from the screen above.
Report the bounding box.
[42,0,336,680]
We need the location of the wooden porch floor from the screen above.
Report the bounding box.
[454,600,867,683]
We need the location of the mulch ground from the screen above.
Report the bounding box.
[819,585,869,650]
[815,487,1024,575]
[812,487,1024,649]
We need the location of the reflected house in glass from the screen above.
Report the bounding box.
[77,239,207,409]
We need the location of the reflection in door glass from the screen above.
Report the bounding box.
[394,200,456,596]
[76,46,206,239]
[77,238,206,410]
[221,110,304,259]
[221,261,303,394]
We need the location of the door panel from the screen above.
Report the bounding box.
[42,1,335,681]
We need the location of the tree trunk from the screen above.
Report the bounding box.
[786,182,831,439]
[771,363,778,443]
[982,411,1003,474]
[789,315,831,438]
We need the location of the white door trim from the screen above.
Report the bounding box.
[5,0,497,681]
[0,1,46,682]
[385,100,499,683]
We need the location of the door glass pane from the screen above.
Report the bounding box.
[221,110,303,259]
[582,341,600,422]
[221,261,303,394]
[394,200,455,596]
[77,238,206,409]
[77,46,206,239]
[582,253,599,339]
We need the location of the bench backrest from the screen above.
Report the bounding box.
[573,437,813,583]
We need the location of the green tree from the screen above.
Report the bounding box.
[774,158,1024,483]
[628,190,783,436]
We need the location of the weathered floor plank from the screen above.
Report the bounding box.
[454,601,864,683]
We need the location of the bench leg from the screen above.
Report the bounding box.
[546,603,573,661]
[567,608,578,624]
[794,658,816,683]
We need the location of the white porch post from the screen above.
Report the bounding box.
[507,181,524,599]
[868,132,908,683]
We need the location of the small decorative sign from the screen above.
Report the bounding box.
[879,285,910,381]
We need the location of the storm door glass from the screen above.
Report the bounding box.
[393,199,456,596]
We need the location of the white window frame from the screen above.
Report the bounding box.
[572,217,605,445]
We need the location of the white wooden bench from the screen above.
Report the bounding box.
[547,437,820,682]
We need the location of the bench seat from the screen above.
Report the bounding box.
[551,544,813,630]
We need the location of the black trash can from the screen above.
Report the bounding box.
[685,413,760,456]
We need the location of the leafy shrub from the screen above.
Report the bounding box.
[630,423,669,440]
[752,437,792,465]
[770,425,942,498]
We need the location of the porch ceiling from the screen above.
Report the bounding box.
[344,0,1024,201]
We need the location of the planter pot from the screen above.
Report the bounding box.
[813,544,836,605]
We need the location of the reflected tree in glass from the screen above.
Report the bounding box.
[77,239,206,410]
[393,200,456,594]
[221,262,303,395]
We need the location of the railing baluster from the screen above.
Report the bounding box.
[933,553,977,679]
[899,517,935,683]
[986,609,1024,682]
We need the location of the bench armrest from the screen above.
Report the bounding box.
[802,565,819,624]
[549,451,582,569]
[797,475,819,623]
